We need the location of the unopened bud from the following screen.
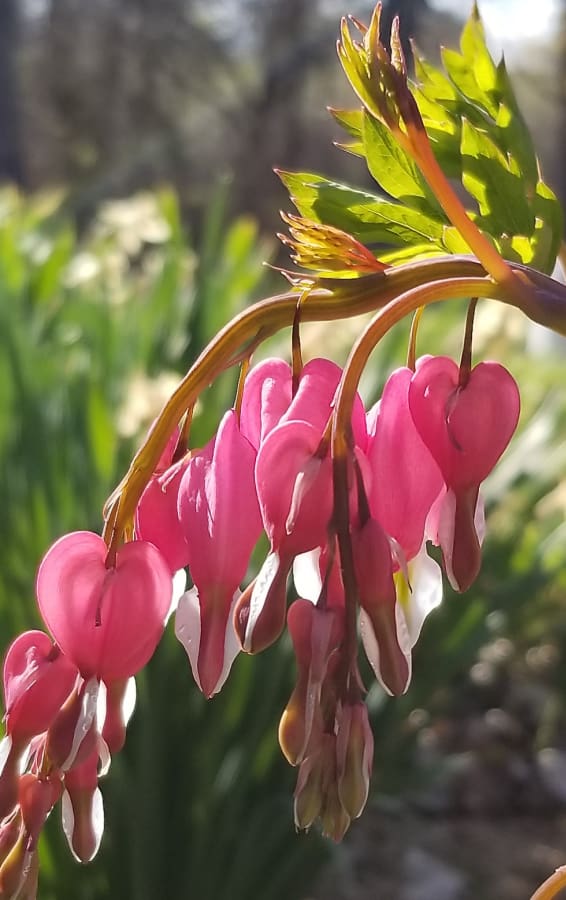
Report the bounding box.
[0,828,30,899]
[293,755,323,832]
[0,815,21,870]
[18,774,62,850]
[233,553,289,654]
[336,703,374,819]
[319,781,351,843]
[278,682,308,766]
[0,738,26,822]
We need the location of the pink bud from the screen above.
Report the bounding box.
[36,532,172,680]
[279,600,343,765]
[18,773,62,850]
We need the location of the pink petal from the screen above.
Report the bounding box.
[174,586,240,697]
[135,456,191,573]
[240,358,293,450]
[367,367,444,559]
[3,631,78,740]
[255,420,333,557]
[178,410,262,594]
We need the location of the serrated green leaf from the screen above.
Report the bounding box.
[328,107,365,156]
[531,180,563,274]
[328,107,363,140]
[278,171,445,247]
[362,112,444,219]
[441,47,498,118]
[413,47,459,105]
[459,6,498,96]
[495,61,538,188]
[461,119,533,237]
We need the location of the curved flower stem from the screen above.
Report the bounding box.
[331,274,507,673]
[406,305,424,370]
[530,866,566,900]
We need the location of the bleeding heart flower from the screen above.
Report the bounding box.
[408,357,520,590]
[36,532,172,681]
[3,631,78,741]
[176,410,262,697]
[366,367,444,561]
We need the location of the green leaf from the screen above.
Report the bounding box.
[441,226,473,256]
[530,180,563,274]
[278,171,445,247]
[494,60,538,188]
[379,242,445,266]
[460,119,534,237]
[362,112,444,218]
[441,47,498,118]
[328,107,365,156]
[328,107,363,140]
[459,5,498,97]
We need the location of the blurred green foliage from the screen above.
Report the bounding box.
[1,185,566,899]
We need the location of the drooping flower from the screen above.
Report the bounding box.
[0,632,78,822]
[366,366,444,561]
[36,532,172,680]
[175,409,262,697]
[238,358,367,653]
[408,356,520,590]
[3,631,78,743]
[335,701,374,820]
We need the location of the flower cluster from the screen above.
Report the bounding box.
[5,0,566,894]
[0,338,520,888]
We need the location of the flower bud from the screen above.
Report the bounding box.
[336,703,374,820]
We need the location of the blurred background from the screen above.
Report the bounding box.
[1,1,566,898]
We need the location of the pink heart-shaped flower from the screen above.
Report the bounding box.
[37,532,172,680]
[408,357,520,490]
